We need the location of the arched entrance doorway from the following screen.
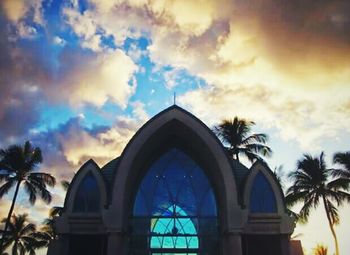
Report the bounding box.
[130,148,219,255]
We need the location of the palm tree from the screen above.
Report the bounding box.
[0,141,56,252]
[333,151,350,182]
[286,152,350,255]
[1,214,44,255]
[313,244,328,255]
[213,117,272,162]
[37,179,71,245]
[31,224,56,249]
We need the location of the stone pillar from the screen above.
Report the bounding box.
[106,232,128,255]
[223,232,243,255]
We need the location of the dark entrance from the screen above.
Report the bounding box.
[68,234,106,255]
[243,235,282,255]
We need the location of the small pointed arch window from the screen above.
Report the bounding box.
[73,172,100,212]
[249,172,277,213]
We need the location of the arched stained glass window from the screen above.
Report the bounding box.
[73,173,100,212]
[130,148,218,254]
[249,172,277,213]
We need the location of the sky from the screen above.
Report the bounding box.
[0,0,349,254]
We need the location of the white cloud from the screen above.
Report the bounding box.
[17,22,37,39]
[59,102,148,166]
[63,7,103,52]
[61,49,138,108]
[127,42,147,62]
[179,84,350,151]
[164,69,181,90]
[53,36,66,46]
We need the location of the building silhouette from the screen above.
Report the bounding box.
[48,106,300,255]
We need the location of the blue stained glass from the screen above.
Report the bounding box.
[249,172,277,213]
[131,148,218,253]
[151,205,199,249]
[134,148,217,217]
[73,173,100,212]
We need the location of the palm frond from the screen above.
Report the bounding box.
[297,194,316,224]
[241,133,269,145]
[331,168,350,179]
[241,149,262,163]
[0,177,16,198]
[325,199,339,225]
[23,181,37,205]
[244,143,272,157]
[28,172,56,187]
[25,148,43,172]
[19,223,36,236]
[0,172,12,182]
[26,174,54,204]
[60,180,70,191]
[285,190,309,207]
[327,178,349,190]
[333,152,350,171]
[49,206,63,217]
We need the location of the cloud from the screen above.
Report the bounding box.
[0,15,49,143]
[1,0,44,39]
[61,0,350,93]
[179,84,350,150]
[0,0,349,152]
[62,7,103,52]
[1,0,28,22]
[53,36,66,46]
[55,49,138,108]
[31,101,148,170]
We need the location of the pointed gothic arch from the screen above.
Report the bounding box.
[106,106,240,233]
[64,159,107,214]
[243,161,285,215]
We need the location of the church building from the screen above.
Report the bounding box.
[48,106,299,255]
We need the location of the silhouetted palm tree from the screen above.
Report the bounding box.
[0,141,56,252]
[286,152,350,255]
[60,180,70,192]
[313,244,328,255]
[333,151,350,183]
[213,117,272,162]
[38,179,71,244]
[31,224,56,249]
[1,214,44,255]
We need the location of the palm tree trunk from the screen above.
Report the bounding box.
[0,180,21,253]
[322,195,340,255]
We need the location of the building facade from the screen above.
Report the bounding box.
[48,106,297,255]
